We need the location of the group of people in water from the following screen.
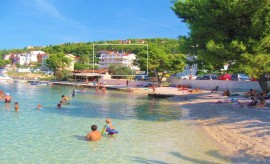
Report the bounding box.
[1,88,119,142]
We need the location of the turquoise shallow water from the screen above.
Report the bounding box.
[0,82,230,163]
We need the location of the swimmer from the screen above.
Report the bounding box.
[4,93,12,103]
[85,125,101,141]
[72,90,76,97]
[105,118,118,135]
[101,86,106,94]
[37,104,44,110]
[0,90,4,100]
[95,86,99,93]
[14,102,19,112]
[57,101,62,109]
[61,95,69,104]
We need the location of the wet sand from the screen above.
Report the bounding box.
[131,87,270,163]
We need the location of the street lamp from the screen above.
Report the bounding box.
[189,68,192,80]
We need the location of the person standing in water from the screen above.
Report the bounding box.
[14,102,19,112]
[4,93,12,103]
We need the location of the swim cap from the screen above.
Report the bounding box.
[6,93,9,95]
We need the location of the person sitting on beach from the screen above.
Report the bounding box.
[14,102,19,112]
[248,97,258,107]
[256,98,266,108]
[86,125,101,141]
[4,93,12,103]
[105,118,118,135]
[265,91,270,100]
[188,88,200,93]
[222,89,230,96]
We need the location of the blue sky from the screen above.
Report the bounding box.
[0,0,189,50]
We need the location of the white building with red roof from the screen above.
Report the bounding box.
[98,51,140,71]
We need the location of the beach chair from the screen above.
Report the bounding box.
[211,86,219,93]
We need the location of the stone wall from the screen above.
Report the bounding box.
[169,77,262,92]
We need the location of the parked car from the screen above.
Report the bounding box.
[195,76,203,80]
[135,75,149,81]
[218,73,232,80]
[201,74,219,80]
[231,73,250,81]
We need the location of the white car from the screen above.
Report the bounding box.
[177,75,197,80]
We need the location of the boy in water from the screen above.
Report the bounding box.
[86,125,101,141]
[14,102,19,112]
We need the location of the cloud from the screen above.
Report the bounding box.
[131,16,177,30]
[32,0,65,20]
[24,0,88,32]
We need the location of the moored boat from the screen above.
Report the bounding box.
[30,81,49,86]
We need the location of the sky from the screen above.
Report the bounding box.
[0,0,189,50]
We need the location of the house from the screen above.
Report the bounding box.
[4,51,46,66]
[65,54,76,71]
[97,51,140,71]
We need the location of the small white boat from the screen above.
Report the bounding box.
[30,81,50,86]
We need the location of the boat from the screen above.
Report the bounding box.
[148,93,175,98]
[30,81,50,86]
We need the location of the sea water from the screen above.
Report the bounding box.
[0,82,230,163]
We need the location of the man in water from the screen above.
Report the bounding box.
[86,125,101,141]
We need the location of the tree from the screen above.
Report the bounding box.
[108,64,133,79]
[45,53,71,73]
[137,44,186,85]
[172,0,270,90]
[0,59,11,67]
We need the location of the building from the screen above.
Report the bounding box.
[4,51,46,66]
[98,51,140,71]
[65,54,76,71]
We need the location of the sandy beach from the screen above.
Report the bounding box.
[130,86,270,163]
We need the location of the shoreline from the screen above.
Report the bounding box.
[170,92,270,163]
[102,84,270,162]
